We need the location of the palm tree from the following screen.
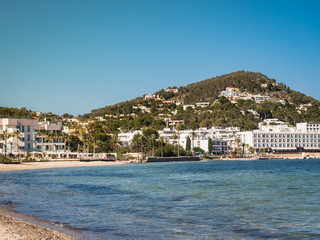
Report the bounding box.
[44,134,52,152]
[37,128,47,157]
[47,133,55,152]
[175,124,182,157]
[13,130,21,154]
[164,137,168,157]
[55,132,62,153]
[172,134,178,156]
[82,134,90,153]
[159,137,164,157]
[0,129,11,157]
[62,133,72,152]
[110,135,120,152]
[150,133,156,157]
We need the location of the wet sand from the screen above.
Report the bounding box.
[0,160,129,239]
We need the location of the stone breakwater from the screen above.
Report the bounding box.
[146,156,201,162]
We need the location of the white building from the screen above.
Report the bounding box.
[165,88,179,94]
[195,102,210,108]
[168,120,184,126]
[238,119,320,152]
[219,90,239,98]
[243,95,271,103]
[38,121,65,152]
[0,118,64,154]
[159,127,229,154]
[183,105,195,110]
[118,130,142,147]
[144,94,156,100]
[296,122,320,132]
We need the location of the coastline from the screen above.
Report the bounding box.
[0,160,129,239]
[0,160,129,172]
[0,206,79,240]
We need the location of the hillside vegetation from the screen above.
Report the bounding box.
[179,71,317,105]
[79,71,320,131]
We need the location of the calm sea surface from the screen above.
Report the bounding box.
[0,159,320,239]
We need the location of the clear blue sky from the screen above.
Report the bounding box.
[1,0,320,116]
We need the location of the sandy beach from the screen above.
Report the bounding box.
[0,160,129,172]
[0,160,129,239]
[0,211,77,240]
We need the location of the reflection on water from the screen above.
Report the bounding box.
[0,159,320,239]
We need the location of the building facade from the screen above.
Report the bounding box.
[0,118,64,154]
[238,120,320,152]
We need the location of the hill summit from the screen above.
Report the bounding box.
[81,71,319,131]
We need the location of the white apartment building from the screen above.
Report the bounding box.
[0,118,64,154]
[38,121,65,151]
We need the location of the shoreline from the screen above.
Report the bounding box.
[0,160,129,172]
[0,160,130,239]
[0,205,79,240]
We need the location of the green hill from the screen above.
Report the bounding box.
[83,71,319,123]
[178,71,318,105]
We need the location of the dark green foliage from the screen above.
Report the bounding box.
[0,107,34,118]
[186,136,191,151]
[208,138,212,154]
[142,127,159,139]
[67,135,81,152]
[155,89,175,100]
[193,147,205,154]
[130,133,149,153]
[94,133,112,153]
[181,71,271,104]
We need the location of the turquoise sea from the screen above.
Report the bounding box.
[0,159,320,239]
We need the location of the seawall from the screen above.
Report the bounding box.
[146,156,200,162]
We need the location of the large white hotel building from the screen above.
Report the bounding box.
[238,119,320,152]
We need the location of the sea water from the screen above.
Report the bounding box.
[0,159,320,239]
